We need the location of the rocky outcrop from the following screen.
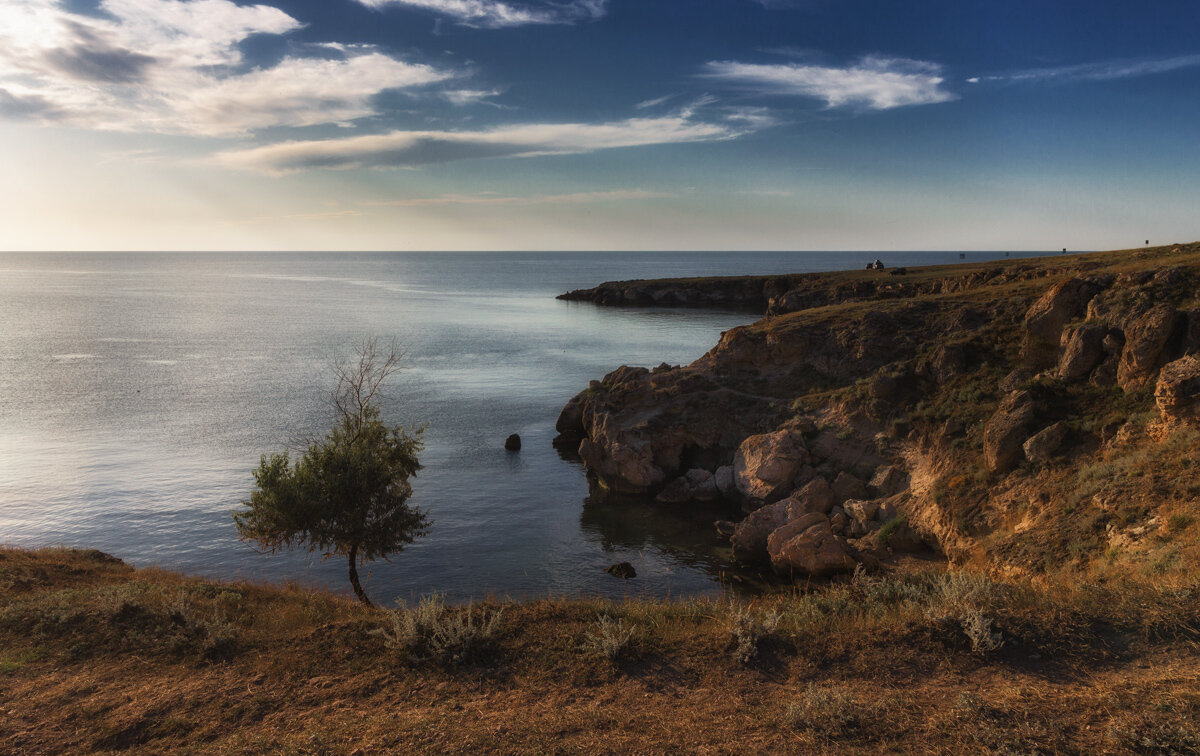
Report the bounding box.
[558,243,1200,584]
[1155,355,1200,428]
[1118,305,1181,391]
[1021,278,1100,368]
[984,391,1038,473]
[733,430,809,505]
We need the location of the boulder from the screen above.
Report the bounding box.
[733,430,809,505]
[1118,305,1180,391]
[555,396,585,438]
[842,498,880,524]
[657,469,720,503]
[504,433,522,451]
[869,464,908,497]
[984,390,1038,473]
[729,500,792,562]
[1022,421,1069,463]
[783,477,836,518]
[831,471,868,503]
[1021,278,1098,368]
[713,465,734,495]
[685,468,720,501]
[578,436,665,494]
[1155,355,1200,428]
[767,514,859,577]
[1058,324,1108,382]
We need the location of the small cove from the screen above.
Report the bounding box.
[0,250,1054,604]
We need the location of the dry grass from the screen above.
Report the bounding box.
[3,547,1200,753]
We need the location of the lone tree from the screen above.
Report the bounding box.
[234,338,428,607]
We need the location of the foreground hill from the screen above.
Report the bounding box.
[555,243,1200,582]
[2,546,1199,753]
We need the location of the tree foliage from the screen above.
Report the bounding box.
[234,339,428,607]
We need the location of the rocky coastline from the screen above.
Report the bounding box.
[555,243,1200,582]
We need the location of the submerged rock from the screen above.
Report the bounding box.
[604,562,637,579]
[504,434,522,451]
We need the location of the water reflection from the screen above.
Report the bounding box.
[579,487,783,593]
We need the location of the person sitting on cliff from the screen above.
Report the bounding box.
[872,259,885,270]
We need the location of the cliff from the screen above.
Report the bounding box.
[556,243,1200,580]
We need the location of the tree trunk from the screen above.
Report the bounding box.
[347,544,373,608]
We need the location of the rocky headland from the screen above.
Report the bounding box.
[556,243,1200,581]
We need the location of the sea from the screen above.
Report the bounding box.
[0,250,1059,604]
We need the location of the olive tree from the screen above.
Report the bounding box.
[234,338,428,607]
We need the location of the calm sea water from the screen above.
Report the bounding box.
[0,250,1057,604]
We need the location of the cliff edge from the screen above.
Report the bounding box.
[556,243,1200,580]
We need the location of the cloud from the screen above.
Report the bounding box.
[703,55,955,110]
[365,189,673,206]
[971,54,1200,86]
[635,94,674,110]
[0,0,453,136]
[356,0,607,28]
[440,88,505,106]
[214,111,756,173]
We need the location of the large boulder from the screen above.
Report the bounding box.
[1022,421,1069,463]
[729,500,792,562]
[578,435,665,494]
[767,513,859,576]
[733,430,809,505]
[1155,355,1200,428]
[783,477,836,518]
[984,390,1038,473]
[1021,278,1098,368]
[1118,305,1180,391]
[1058,324,1108,382]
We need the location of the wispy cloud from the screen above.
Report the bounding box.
[356,0,607,28]
[0,0,454,136]
[366,189,673,206]
[703,55,954,110]
[214,110,759,173]
[967,54,1200,85]
[635,94,674,110]
[441,88,505,106]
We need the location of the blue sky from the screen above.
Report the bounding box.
[0,0,1197,251]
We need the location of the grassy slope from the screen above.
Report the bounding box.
[3,547,1200,754]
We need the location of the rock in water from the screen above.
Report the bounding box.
[504,434,521,451]
[605,562,636,579]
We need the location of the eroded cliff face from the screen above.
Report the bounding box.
[556,244,1200,581]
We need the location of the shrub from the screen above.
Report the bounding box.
[727,602,781,664]
[376,594,504,665]
[584,614,636,662]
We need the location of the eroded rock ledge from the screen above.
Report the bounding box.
[556,243,1200,582]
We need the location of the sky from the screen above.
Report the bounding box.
[0,0,1198,251]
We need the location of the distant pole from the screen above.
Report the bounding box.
[1146,240,1150,246]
